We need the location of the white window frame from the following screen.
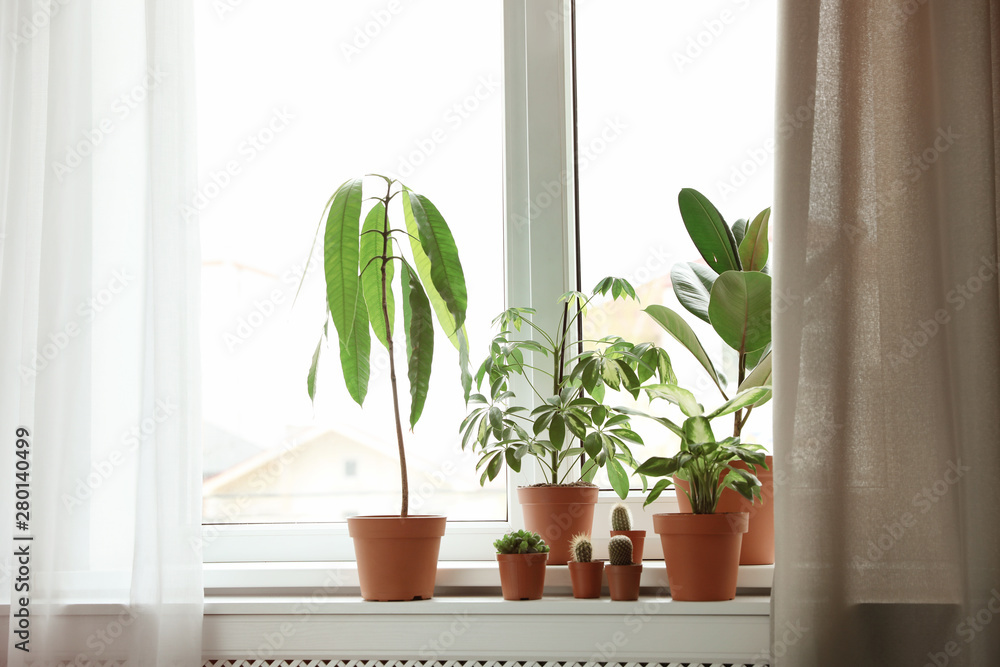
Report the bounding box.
[202,0,678,567]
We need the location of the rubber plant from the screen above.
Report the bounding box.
[460,277,674,498]
[304,174,470,517]
[645,187,773,439]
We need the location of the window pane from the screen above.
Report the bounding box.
[576,1,777,484]
[196,1,506,523]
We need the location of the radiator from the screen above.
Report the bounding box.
[200,661,769,667]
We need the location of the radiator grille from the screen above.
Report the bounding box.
[201,661,769,667]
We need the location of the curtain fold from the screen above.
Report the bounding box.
[0,0,203,664]
[774,1,1000,665]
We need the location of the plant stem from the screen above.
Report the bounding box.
[733,352,746,438]
[381,182,409,517]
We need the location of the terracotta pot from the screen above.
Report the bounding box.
[672,455,774,564]
[497,552,548,600]
[517,485,599,565]
[347,515,446,601]
[654,512,747,601]
[568,560,605,599]
[606,564,643,601]
[610,529,646,562]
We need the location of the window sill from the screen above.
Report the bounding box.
[204,560,774,596]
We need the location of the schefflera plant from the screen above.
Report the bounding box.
[305,175,471,517]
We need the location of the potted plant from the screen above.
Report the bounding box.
[461,278,671,563]
[636,386,768,601]
[645,187,775,564]
[494,530,550,600]
[305,174,470,601]
[567,534,604,599]
[605,534,641,601]
[609,502,646,563]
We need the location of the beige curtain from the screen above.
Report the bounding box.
[773,1,1000,665]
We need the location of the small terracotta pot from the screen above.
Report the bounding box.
[610,529,646,562]
[517,485,599,565]
[606,564,643,601]
[654,512,747,601]
[673,455,774,564]
[568,560,605,598]
[497,552,548,600]
[347,515,446,601]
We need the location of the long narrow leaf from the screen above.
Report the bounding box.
[338,288,371,405]
[401,263,435,428]
[705,386,772,420]
[738,207,770,272]
[307,321,327,402]
[359,203,394,349]
[644,383,704,418]
[644,305,725,397]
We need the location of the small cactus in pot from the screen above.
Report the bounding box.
[606,534,642,601]
[610,502,646,563]
[567,534,604,599]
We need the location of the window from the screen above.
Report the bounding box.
[574,0,778,491]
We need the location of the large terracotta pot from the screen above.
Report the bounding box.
[606,564,643,601]
[497,552,548,600]
[568,560,604,599]
[610,529,647,562]
[517,485,598,565]
[347,515,446,601]
[673,455,774,564]
[654,512,747,601]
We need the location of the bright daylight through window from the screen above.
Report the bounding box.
[196,1,506,526]
[575,0,777,490]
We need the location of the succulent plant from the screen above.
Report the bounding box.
[608,534,633,566]
[570,534,593,563]
[493,529,551,555]
[610,502,632,532]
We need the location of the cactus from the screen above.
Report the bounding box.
[608,534,633,566]
[610,502,633,531]
[570,534,593,563]
[493,529,551,555]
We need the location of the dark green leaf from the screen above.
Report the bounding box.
[643,478,674,507]
[401,263,434,428]
[708,271,772,355]
[731,218,749,247]
[403,190,467,332]
[678,188,740,273]
[549,413,566,449]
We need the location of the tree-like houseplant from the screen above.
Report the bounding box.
[494,530,550,600]
[635,383,769,601]
[645,187,775,564]
[306,174,470,601]
[461,278,672,563]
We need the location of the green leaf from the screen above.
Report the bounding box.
[745,342,770,370]
[643,478,674,507]
[324,178,369,404]
[549,413,565,449]
[505,446,522,473]
[738,350,772,397]
[486,451,503,481]
[708,271,772,355]
[682,415,715,444]
[738,207,770,272]
[583,432,602,459]
[644,305,725,395]
[731,218,749,247]
[457,326,472,403]
[705,386,772,420]
[359,203,394,349]
[607,457,629,499]
[307,321,327,403]
[636,456,676,477]
[670,262,718,325]
[401,263,434,428]
[644,383,704,418]
[402,190,467,332]
[678,188,740,273]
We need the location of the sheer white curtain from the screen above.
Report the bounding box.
[0,0,203,664]
[774,1,1000,665]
